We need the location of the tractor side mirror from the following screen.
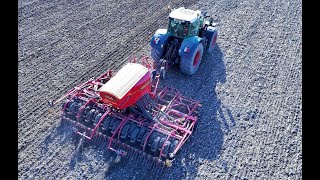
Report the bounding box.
[209,17,214,25]
[210,17,219,27]
[203,11,210,18]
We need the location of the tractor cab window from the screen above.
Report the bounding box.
[190,20,199,36]
[168,18,190,38]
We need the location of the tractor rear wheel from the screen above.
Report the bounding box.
[179,43,204,75]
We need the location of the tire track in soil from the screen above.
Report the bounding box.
[261,3,301,177]
[227,1,271,104]
[19,126,78,179]
[18,0,40,9]
[194,1,278,178]
[18,0,156,87]
[18,0,164,100]
[18,0,119,38]
[230,0,283,122]
[18,0,145,61]
[208,0,301,178]
[18,0,61,22]
[18,0,199,177]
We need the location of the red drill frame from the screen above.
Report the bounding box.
[50,55,201,166]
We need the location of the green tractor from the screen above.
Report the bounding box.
[150,7,218,78]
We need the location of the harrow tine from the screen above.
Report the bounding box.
[133,149,138,159]
[155,160,160,172]
[66,124,73,133]
[151,161,156,172]
[101,136,105,145]
[101,141,107,150]
[136,150,140,160]
[142,155,147,165]
[99,136,104,149]
[64,122,71,132]
[61,120,67,130]
[154,163,159,174]
[144,156,149,166]
[95,136,101,146]
[156,165,160,176]
[147,154,151,164]
[138,153,144,164]
[138,153,144,163]
[159,165,165,175]
[102,140,108,149]
[99,136,105,145]
[130,148,134,159]
[156,161,161,172]
[95,136,100,145]
[128,149,133,159]
[136,153,141,163]
[154,159,159,170]
[116,143,121,151]
[113,143,118,150]
[90,136,95,145]
[158,160,165,175]
[124,147,130,160]
[149,157,155,170]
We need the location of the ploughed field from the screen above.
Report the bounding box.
[18,0,302,179]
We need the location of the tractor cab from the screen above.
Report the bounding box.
[167,7,201,38]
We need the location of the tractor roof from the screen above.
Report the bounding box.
[99,63,149,99]
[169,7,201,23]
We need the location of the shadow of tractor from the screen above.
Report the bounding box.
[154,44,236,179]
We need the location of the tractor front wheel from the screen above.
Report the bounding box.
[179,43,204,75]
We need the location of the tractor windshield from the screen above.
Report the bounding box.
[168,18,190,38]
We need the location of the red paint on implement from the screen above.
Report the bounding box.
[99,66,152,110]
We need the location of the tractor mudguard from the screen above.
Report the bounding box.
[179,36,204,75]
[150,29,170,61]
[178,36,203,60]
[205,26,218,53]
